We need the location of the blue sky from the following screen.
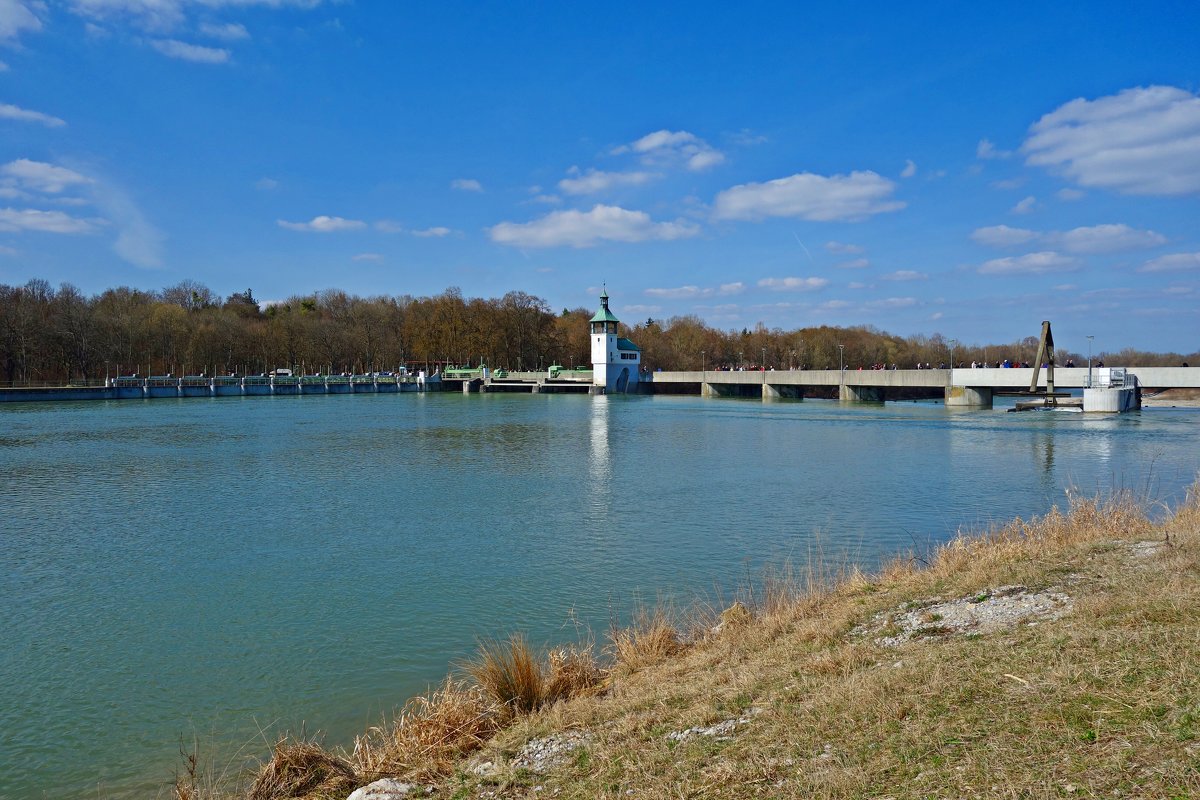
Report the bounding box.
[2,1,1198,352]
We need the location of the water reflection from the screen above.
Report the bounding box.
[587,396,611,517]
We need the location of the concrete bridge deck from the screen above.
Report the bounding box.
[648,367,1200,407]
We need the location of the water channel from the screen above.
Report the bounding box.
[1,393,1197,798]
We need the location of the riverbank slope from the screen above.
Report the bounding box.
[189,488,1200,800]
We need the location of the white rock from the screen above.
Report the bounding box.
[346,778,418,800]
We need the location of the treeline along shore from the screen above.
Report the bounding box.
[2,278,1197,386]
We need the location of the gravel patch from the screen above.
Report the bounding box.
[666,708,764,743]
[510,730,593,773]
[859,585,1072,647]
[1131,540,1167,559]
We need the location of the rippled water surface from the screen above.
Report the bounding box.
[1,393,1197,798]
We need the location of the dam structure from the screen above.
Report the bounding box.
[0,372,433,403]
[4,365,1197,410]
[647,365,1199,411]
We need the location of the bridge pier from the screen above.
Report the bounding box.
[762,383,802,400]
[945,385,993,409]
[840,384,884,403]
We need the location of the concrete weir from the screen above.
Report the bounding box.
[0,374,430,403]
[647,366,1198,412]
[840,384,885,403]
[945,385,993,408]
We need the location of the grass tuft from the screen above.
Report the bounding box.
[608,608,684,670]
[247,737,356,800]
[464,633,549,717]
[352,678,498,782]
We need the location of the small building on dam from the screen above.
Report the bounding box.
[590,288,642,393]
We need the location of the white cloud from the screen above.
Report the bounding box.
[2,159,92,193]
[825,240,864,254]
[1023,85,1200,195]
[757,276,830,292]
[1140,252,1200,273]
[991,177,1025,190]
[558,167,656,195]
[867,297,918,309]
[901,159,916,178]
[1164,285,1193,294]
[972,223,1165,254]
[929,311,944,321]
[835,257,869,269]
[412,226,450,237]
[278,215,367,233]
[623,304,662,314]
[615,129,724,171]
[1053,223,1166,254]
[978,251,1078,275]
[255,177,278,190]
[65,0,322,32]
[151,38,230,63]
[89,179,165,267]
[971,225,1038,247]
[0,102,66,128]
[1010,195,1036,215]
[374,219,404,233]
[977,139,1012,159]
[644,282,743,300]
[882,270,928,281]
[488,204,699,248]
[713,171,905,222]
[352,252,382,262]
[529,194,561,205]
[451,178,482,192]
[847,281,870,290]
[818,299,851,310]
[198,21,248,40]
[1056,188,1084,201]
[0,60,8,71]
[0,207,99,234]
[0,0,42,42]
[645,285,709,299]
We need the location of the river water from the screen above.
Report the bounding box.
[1,393,1197,798]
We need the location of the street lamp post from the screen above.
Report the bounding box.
[738,351,743,370]
[949,339,957,371]
[837,344,845,373]
[701,350,706,374]
[761,347,766,371]
[1087,335,1095,388]
[790,350,796,370]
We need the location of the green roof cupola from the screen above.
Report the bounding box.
[590,286,620,332]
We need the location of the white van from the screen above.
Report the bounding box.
[268,368,293,377]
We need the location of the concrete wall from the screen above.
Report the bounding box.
[0,386,114,402]
[1083,386,1141,412]
[945,385,993,408]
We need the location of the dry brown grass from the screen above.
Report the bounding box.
[246,737,356,800]
[461,634,602,718]
[188,485,1200,799]
[461,485,1200,798]
[351,677,498,782]
[544,644,604,703]
[607,608,685,671]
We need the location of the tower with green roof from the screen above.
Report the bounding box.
[590,287,641,393]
